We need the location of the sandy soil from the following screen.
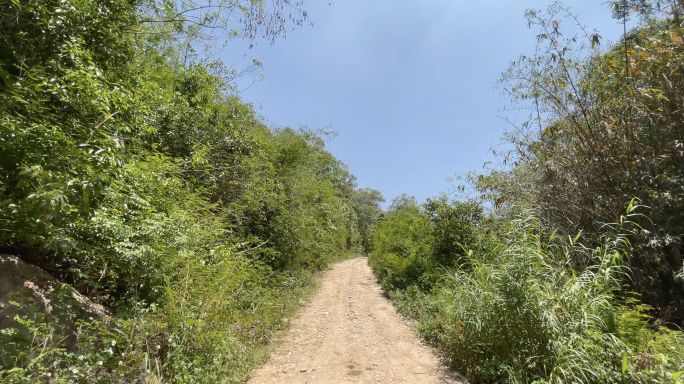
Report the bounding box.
[248,258,465,384]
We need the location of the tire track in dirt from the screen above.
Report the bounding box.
[248,258,465,384]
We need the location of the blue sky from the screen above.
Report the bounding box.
[231,0,633,207]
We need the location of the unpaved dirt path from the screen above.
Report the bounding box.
[248,258,465,384]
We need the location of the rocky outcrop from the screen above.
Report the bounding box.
[0,254,109,334]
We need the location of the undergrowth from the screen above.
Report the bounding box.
[0,0,379,382]
[0,264,324,383]
[370,201,684,383]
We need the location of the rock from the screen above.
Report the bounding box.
[300,368,308,372]
[0,254,111,349]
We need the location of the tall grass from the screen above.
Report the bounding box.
[375,211,684,383]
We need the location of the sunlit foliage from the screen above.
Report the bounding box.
[0,0,380,382]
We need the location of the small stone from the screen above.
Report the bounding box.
[282,369,288,374]
[311,367,317,371]
[300,368,308,372]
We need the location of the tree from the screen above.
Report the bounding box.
[352,188,385,254]
[0,0,382,381]
[388,194,419,213]
[471,3,684,323]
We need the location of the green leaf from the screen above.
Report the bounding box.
[573,231,582,243]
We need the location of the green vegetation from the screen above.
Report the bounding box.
[370,2,684,383]
[0,0,383,382]
[372,200,684,383]
[3,0,684,383]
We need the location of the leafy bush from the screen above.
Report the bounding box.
[0,0,383,382]
[470,2,684,324]
[369,4,684,382]
[372,206,684,383]
[370,196,490,292]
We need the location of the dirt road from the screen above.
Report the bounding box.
[248,258,464,384]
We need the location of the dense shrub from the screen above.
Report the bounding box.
[371,205,684,383]
[370,196,492,292]
[369,4,684,382]
[471,2,684,324]
[0,0,383,382]
[370,6,684,383]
